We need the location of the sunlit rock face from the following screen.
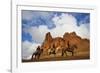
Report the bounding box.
[41,32,89,55]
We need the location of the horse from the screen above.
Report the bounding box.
[31,46,43,60]
[48,48,56,55]
[48,44,56,56]
[62,41,77,56]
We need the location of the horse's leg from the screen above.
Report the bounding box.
[53,51,56,56]
[55,52,56,55]
[72,48,75,56]
[31,53,34,60]
[72,51,74,56]
[35,54,39,61]
[31,55,33,60]
[37,55,40,60]
[34,55,36,60]
[65,51,67,56]
[49,52,51,55]
[62,50,64,56]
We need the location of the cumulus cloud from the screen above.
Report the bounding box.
[24,25,49,43]
[52,13,77,27]
[51,13,90,38]
[24,13,89,43]
[22,40,40,59]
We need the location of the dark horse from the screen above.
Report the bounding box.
[31,46,43,60]
[62,41,77,56]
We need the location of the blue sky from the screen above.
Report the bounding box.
[22,10,90,43]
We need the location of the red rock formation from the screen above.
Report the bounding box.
[63,32,82,46]
[51,37,65,49]
[41,32,53,51]
[41,31,90,54]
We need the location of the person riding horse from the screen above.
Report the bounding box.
[31,46,43,60]
[62,41,77,56]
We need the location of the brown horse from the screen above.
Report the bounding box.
[31,46,43,60]
[62,41,77,56]
[48,44,56,56]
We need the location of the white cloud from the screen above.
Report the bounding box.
[26,25,49,43]
[22,40,40,60]
[24,13,89,43]
[51,13,90,38]
[76,24,90,38]
[52,13,77,27]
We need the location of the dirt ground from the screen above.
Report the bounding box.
[22,51,90,63]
